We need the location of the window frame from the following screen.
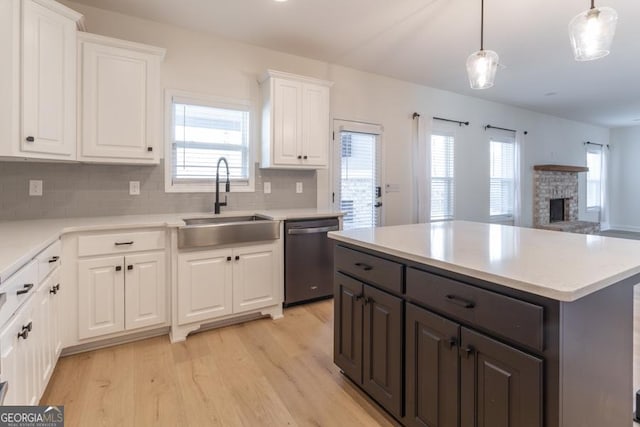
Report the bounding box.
[429,130,455,222]
[164,89,256,193]
[585,147,603,212]
[489,135,516,222]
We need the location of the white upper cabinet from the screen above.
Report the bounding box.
[78,33,165,164]
[261,70,332,169]
[0,0,82,160]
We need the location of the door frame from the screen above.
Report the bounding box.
[331,119,386,227]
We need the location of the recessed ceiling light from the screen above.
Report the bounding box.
[632,118,640,122]
[274,0,288,2]
[544,92,558,96]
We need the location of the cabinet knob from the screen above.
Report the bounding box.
[49,287,57,295]
[17,329,29,340]
[25,136,35,142]
[127,265,133,270]
[115,266,122,272]
[227,256,232,262]
[147,147,153,152]
[354,293,364,301]
[235,255,240,261]
[303,155,308,160]
[448,337,458,349]
[297,155,302,160]
[24,321,32,332]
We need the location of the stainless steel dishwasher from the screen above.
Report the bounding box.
[284,217,340,306]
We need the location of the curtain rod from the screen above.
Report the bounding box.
[584,141,610,149]
[484,124,528,135]
[433,116,469,127]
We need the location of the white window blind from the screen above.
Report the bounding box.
[172,102,250,185]
[489,137,515,218]
[339,131,381,230]
[430,132,455,221]
[586,148,602,209]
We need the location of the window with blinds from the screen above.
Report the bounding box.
[489,137,515,218]
[171,99,250,188]
[430,132,455,221]
[339,131,381,230]
[586,148,602,209]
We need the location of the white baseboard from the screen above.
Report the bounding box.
[606,224,640,232]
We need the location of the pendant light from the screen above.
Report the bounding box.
[569,0,618,61]
[466,0,499,90]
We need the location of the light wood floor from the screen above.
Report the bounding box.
[42,291,640,427]
[41,300,397,427]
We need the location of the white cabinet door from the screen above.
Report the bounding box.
[272,78,302,165]
[35,276,54,397]
[301,83,329,167]
[0,313,22,405]
[124,252,166,330]
[178,249,233,325]
[79,36,162,163]
[232,244,278,313]
[78,256,125,339]
[21,0,76,159]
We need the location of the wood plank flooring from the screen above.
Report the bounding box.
[42,290,640,427]
[41,300,398,427]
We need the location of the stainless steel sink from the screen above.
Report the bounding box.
[178,215,280,249]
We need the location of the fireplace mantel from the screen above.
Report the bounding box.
[533,164,589,172]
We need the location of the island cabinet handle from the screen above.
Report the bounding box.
[363,297,374,305]
[17,283,34,296]
[48,256,60,263]
[354,262,373,271]
[445,294,475,309]
[115,241,134,246]
[460,346,475,359]
[354,293,364,301]
[448,337,458,349]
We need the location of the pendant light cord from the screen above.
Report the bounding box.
[590,0,595,9]
[480,0,484,50]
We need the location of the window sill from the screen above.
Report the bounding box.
[165,183,255,193]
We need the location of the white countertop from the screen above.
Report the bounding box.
[0,208,343,284]
[328,220,640,302]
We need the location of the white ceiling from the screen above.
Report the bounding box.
[71,0,640,128]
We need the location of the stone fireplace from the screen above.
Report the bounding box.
[533,165,600,234]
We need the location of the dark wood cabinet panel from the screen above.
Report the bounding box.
[362,284,403,418]
[460,327,543,427]
[335,245,403,293]
[334,272,363,383]
[405,303,459,427]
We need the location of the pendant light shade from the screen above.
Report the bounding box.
[466,0,498,90]
[569,2,617,61]
[466,49,499,90]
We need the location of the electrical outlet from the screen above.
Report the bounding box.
[129,181,140,196]
[29,180,43,196]
[296,182,303,194]
[263,182,271,194]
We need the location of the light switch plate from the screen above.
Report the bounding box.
[296,182,303,193]
[129,181,140,196]
[29,180,43,196]
[264,182,271,194]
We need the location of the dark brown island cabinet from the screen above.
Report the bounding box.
[333,243,636,427]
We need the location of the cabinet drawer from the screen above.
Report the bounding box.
[406,268,544,351]
[0,260,38,330]
[78,230,165,257]
[335,246,403,294]
[36,240,61,283]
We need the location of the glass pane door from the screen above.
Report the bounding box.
[334,128,382,230]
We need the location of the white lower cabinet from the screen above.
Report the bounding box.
[178,243,279,326]
[78,251,166,340]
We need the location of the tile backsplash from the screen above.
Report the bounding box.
[0,161,317,221]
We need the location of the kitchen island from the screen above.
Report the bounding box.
[328,221,640,427]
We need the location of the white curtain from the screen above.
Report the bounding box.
[513,131,524,226]
[413,115,429,223]
[600,146,609,228]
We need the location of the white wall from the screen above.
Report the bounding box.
[610,126,640,230]
[64,1,609,227]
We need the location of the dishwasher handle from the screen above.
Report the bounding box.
[287,225,339,235]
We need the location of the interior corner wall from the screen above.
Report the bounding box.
[62,0,610,228]
[609,126,640,231]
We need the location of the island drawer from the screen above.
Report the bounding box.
[335,246,403,294]
[78,230,166,257]
[406,267,544,351]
